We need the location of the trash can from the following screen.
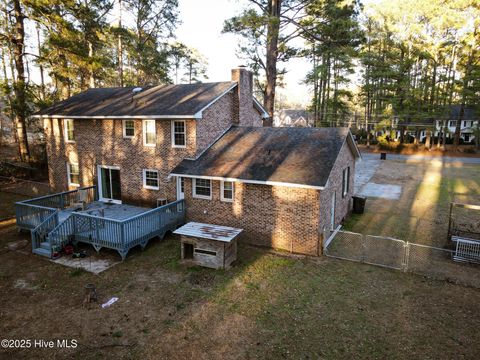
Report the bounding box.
[380,152,387,160]
[352,196,366,214]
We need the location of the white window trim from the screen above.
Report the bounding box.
[143,119,156,147]
[64,119,75,143]
[67,162,80,187]
[220,180,234,202]
[171,120,187,148]
[142,169,160,190]
[122,120,135,138]
[192,178,212,200]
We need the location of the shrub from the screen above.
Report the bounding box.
[377,135,403,152]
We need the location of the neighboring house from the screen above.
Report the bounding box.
[25,67,359,258]
[386,106,478,143]
[273,109,314,128]
[433,106,478,143]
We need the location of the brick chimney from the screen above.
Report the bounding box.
[231,67,254,126]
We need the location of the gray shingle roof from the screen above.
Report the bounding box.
[35,82,237,118]
[171,126,358,188]
[447,105,477,120]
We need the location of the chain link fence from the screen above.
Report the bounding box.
[0,176,51,197]
[324,228,480,288]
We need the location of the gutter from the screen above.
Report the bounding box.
[31,114,201,120]
[168,173,325,191]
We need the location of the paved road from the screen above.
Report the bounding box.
[361,152,480,164]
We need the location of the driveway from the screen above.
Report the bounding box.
[361,152,480,164]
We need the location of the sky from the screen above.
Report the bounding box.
[23,0,380,108]
[175,0,311,107]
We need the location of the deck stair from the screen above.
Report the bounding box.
[16,187,185,260]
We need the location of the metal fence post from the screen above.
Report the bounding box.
[403,242,410,272]
[361,234,366,263]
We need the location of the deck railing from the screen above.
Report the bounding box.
[22,185,97,209]
[48,199,186,259]
[15,186,97,230]
[16,203,57,230]
[48,215,76,250]
[31,211,59,250]
[122,199,186,248]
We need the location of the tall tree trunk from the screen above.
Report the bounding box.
[442,120,448,150]
[12,0,30,162]
[117,0,124,87]
[1,46,15,142]
[3,3,16,82]
[264,0,281,118]
[312,43,318,125]
[425,130,431,149]
[454,45,475,151]
[36,23,46,100]
[88,41,95,88]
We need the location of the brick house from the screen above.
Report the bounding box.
[31,67,360,256]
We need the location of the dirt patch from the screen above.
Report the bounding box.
[2,187,480,359]
[14,279,39,291]
[0,192,29,220]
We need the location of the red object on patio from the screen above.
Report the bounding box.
[63,245,74,255]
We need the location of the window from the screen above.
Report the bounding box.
[221,181,234,202]
[64,119,75,142]
[463,121,467,128]
[123,120,135,138]
[172,120,186,148]
[143,120,156,146]
[193,178,212,199]
[449,120,457,127]
[67,162,80,186]
[143,169,159,190]
[342,167,350,198]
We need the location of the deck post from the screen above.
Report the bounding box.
[447,202,453,241]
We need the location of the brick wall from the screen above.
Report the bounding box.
[195,89,236,157]
[183,179,322,255]
[44,118,197,206]
[43,90,264,207]
[318,140,356,244]
[231,68,263,127]
[183,139,356,256]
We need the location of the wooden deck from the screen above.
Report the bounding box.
[58,201,150,222]
[15,187,186,260]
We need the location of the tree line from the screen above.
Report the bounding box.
[1,0,479,163]
[224,0,479,149]
[0,0,207,162]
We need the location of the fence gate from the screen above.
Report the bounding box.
[323,226,480,288]
[324,226,406,270]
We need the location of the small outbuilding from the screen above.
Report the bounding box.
[174,222,242,269]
